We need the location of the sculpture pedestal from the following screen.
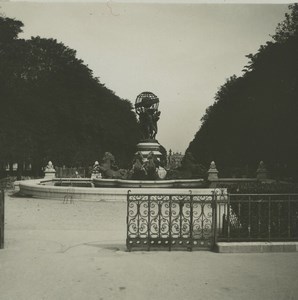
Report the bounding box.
[133,140,167,180]
[207,161,219,181]
[256,161,268,180]
[91,172,102,180]
[136,140,162,161]
[44,170,56,180]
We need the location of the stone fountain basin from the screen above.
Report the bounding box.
[18,178,213,202]
[92,178,205,188]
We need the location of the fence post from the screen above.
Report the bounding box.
[288,195,291,238]
[189,191,193,251]
[213,191,218,248]
[0,189,4,249]
[227,194,231,242]
[268,195,271,242]
[126,190,131,252]
[148,194,151,251]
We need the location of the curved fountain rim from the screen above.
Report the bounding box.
[92,177,205,188]
[92,178,204,183]
[17,178,224,201]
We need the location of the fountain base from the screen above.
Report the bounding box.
[135,140,162,160]
[18,178,208,202]
[93,178,205,188]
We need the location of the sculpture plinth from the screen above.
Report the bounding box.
[136,141,162,160]
[256,161,268,180]
[207,161,219,181]
[44,161,56,179]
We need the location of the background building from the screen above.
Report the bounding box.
[167,149,184,170]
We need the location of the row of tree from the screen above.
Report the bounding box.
[185,4,298,180]
[0,17,141,177]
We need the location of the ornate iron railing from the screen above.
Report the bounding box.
[0,189,4,249]
[126,191,218,251]
[218,194,298,242]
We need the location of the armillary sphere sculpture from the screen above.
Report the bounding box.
[135,92,161,140]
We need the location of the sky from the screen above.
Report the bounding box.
[0,1,290,153]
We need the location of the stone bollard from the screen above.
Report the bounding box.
[256,161,268,180]
[44,161,56,179]
[208,161,219,181]
[91,161,102,179]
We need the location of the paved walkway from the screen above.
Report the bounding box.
[1,192,298,300]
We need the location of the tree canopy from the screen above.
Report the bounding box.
[185,4,298,180]
[0,16,141,177]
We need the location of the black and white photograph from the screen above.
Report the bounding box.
[0,0,297,299]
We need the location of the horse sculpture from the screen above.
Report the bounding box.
[144,151,158,180]
[130,152,147,180]
[98,152,127,179]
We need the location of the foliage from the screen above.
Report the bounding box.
[167,151,207,179]
[185,4,298,180]
[0,16,141,177]
[216,181,298,194]
[272,4,298,43]
[0,17,23,42]
[0,176,17,190]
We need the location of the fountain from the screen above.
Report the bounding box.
[17,91,228,252]
[18,92,215,201]
[92,91,203,188]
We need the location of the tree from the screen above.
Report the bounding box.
[272,3,298,43]
[0,16,141,178]
[0,17,23,43]
[185,4,298,180]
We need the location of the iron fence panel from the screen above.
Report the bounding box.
[126,191,217,251]
[218,194,298,242]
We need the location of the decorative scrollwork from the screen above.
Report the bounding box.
[127,193,216,250]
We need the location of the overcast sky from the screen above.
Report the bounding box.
[0,2,289,153]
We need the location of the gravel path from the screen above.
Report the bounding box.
[1,192,298,300]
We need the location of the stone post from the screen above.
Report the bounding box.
[256,161,268,180]
[208,161,219,181]
[91,161,102,179]
[44,161,56,179]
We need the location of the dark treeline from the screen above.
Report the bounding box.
[185,4,298,180]
[0,17,141,177]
